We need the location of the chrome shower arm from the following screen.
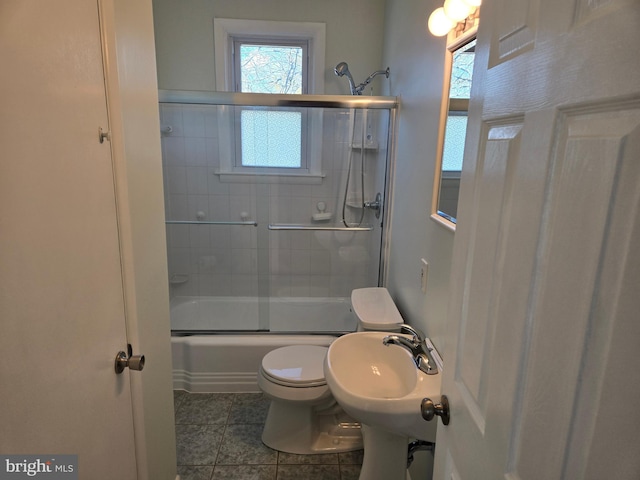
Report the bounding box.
[335,62,390,96]
[354,68,390,95]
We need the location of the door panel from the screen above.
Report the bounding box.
[513,107,639,478]
[0,1,138,478]
[456,122,522,432]
[435,0,640,478]
[489,0,539,64]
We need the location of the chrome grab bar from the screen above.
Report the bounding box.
[165,220,258,226]
[166,221,371,230]
[268,224,373,232]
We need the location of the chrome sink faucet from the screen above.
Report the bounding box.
[383,324,439,375]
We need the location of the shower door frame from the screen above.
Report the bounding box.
[160,90,399,334]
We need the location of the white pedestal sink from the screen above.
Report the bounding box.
[324,332,442,480]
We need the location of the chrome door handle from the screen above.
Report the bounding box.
[421,395,450,425]
[115,344,145,374]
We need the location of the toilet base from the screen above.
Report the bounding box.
[261,401,363,454]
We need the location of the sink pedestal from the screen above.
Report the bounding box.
[359,424,411,480]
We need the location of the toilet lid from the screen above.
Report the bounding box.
[351,287,404,330]
[261,345,328,386]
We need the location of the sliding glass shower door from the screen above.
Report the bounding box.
[160,92,396,334]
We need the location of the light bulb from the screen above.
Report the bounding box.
[462,0,482,7]
[444,0,473,22]
[428,7,456,37]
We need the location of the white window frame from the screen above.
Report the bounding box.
[213,19,325,183]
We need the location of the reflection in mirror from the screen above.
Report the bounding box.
[431,34,476,230]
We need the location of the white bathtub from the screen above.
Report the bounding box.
[172,334,339,392]
[170,295,357,392]
[170,295,357,332]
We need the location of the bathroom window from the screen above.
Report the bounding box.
[232,38,308,172]
[232,39,308,94]
[236,107,306,171]
[214,19,325,181]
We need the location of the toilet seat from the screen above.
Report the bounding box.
[261,345,327,388]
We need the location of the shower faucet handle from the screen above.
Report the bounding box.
[363,192,382,219]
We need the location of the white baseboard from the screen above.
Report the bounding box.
[173,369,261,393]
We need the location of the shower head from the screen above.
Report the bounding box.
[334,61,390,96]
[334,62,358,95]
[334,62,350,77]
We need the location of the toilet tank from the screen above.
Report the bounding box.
[351,287,403,332]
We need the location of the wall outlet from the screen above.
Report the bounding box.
[420,258,429,294]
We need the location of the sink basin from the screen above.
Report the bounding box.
[324,331,441,441]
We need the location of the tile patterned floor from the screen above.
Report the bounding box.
[174,391,364,480]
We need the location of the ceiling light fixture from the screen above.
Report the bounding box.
[427,0,481,37]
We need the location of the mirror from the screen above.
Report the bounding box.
[431,31,477,231]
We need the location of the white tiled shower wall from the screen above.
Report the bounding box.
[159,103,388,299]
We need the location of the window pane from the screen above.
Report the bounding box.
[240,44,303,94]
[442,114,467,171]
[241,110,302,168]
[450,39,476,99]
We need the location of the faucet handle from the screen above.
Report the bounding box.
[416,353,438,375]
[399,324,425,344]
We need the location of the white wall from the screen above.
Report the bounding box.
[381,0,454,357]
[152,0,387,94]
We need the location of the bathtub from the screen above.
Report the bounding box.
[170,295,357,392]
[172,334,339,392]
[170,295,357,332]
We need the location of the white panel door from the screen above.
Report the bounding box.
[434,0,640,478]
[0,1,138,478]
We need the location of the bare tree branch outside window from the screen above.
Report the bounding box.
[240,45,303,94]
[450,39,475,99]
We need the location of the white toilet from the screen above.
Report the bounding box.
[258,287,404,454]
